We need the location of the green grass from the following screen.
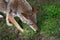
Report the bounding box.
[0,0,60,40]
[39,3,60,37]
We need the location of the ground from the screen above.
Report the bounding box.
[0,0,60,40]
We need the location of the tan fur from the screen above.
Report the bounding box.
[8,13,24,32]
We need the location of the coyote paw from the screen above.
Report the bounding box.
[7,23,13,26]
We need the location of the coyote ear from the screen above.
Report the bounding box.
[32,7,38,14]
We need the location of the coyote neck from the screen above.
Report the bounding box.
[18,0,32,13]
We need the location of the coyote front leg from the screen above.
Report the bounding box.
[6,13,13,26]
[8,13,24,32]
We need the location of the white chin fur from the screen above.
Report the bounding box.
[29,25,36,31]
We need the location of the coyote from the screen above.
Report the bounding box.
[0,0,38,32]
